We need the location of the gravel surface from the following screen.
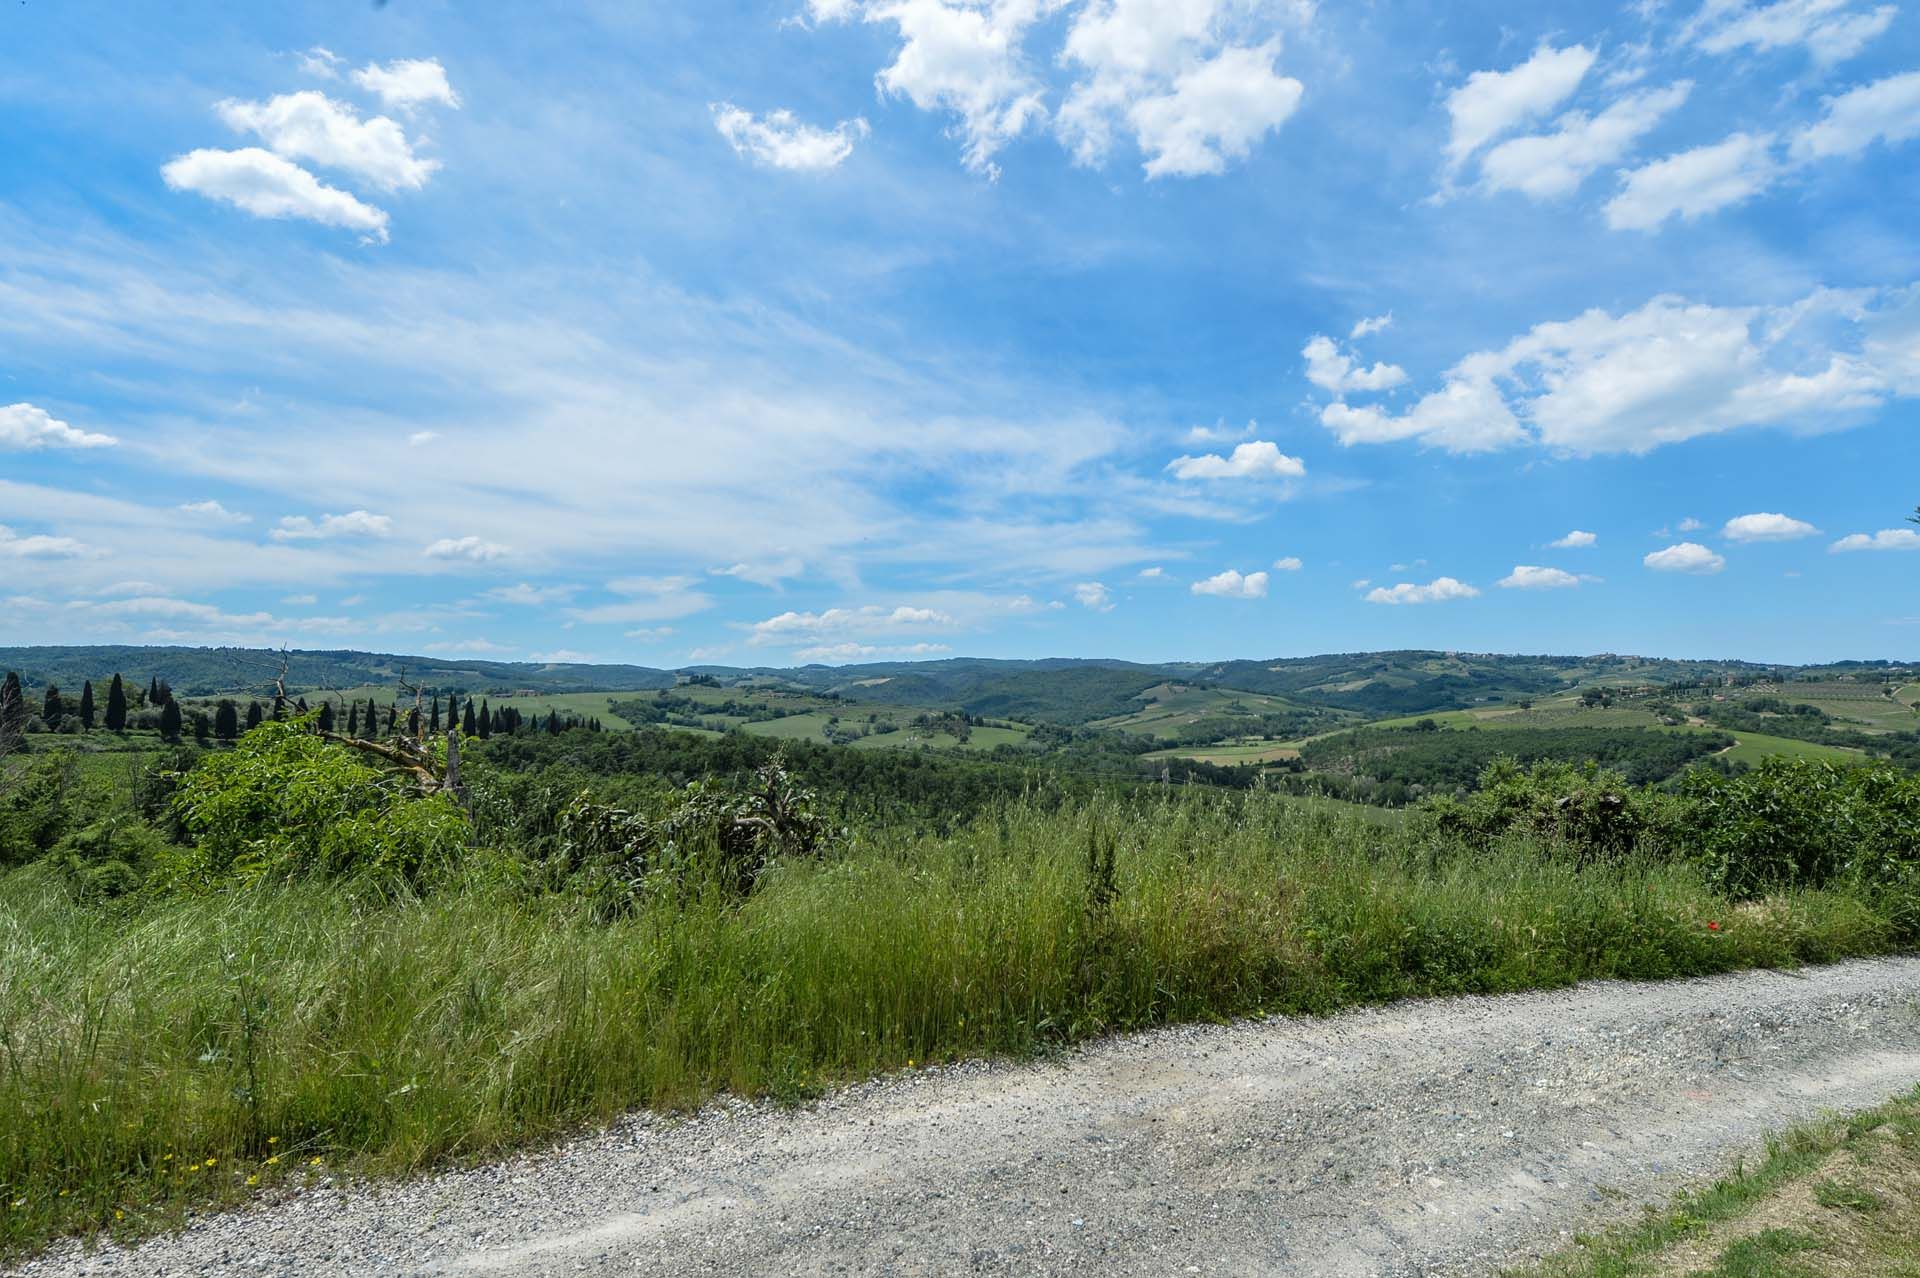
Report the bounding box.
[14,957,1920,1278]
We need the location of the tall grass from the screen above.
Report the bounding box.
[0,792,1903,1258]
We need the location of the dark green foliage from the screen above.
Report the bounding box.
[158,699,183,743]
[245,700,263,731]
[463,701,477,736]
[0,672,24,739]
[78,680,94,730]
[41,684,62,723]
[476,699,491,739]
[1425,760,1687,861]
[1678,759,1920,896]
[104,674,127,732]
[1301,725,1732,796]
[317,700,334,733]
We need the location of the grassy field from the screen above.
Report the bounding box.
[2,793,1906,1260]
[1716,730,1864,767]
[1523,1085,1920,1278]
[1088,681,1323,738]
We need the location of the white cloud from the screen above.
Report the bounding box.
[712,103,871,171]
[803,0,861,20]
[1056,2,1304,179]
[1072,580,1114,610]
[1791,70,1920,162]
[1605,132,1779,230]
[1678,517,1706,533]
[1689,0,1896,66]
[1184,419,1256,443]
[1272,555,1302,571]
[747,603,957,645]
[1128,44,1303,179]
[793,641,953,663]
[1190,568,1268,598]
[865,0,1054,176]
[1349,577,1371,590]
[0,402,116,451]
[408,430,440,447]
[1444,43,1595,169]
[1350,312,1393,339]
[568,576,716,625]
[424,535,510,561]
[529,649,595,664]
[270,509,394,541]
[1498,565,1582,589]
[1137,565,1165,578]
[1830,528,1920,552]
[216,91,438,191]
[178,499,250,523]
[1165,439,1306,480]
[161,148,390,240]
[1644,541,1726,573]
[1365,576,1479,605]
[1329,289,1903,456]
[280,593,318,605]
[1478,82,1691,200]
[623,626,677,641]
[0,526,97,560]
[1302,335,1408,393]
[483,582,577,606]
[1319,376,1527,453]
[352,57,461,111]
[297,46,342,79]
[1723,511,1818,541]
[713,557,808,587]
[1550,529,1598,548]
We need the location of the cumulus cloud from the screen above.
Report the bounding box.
[1830,528,1920,551]
[1444,43,1595,169]
[1791,70,1920,162]
[270,509,394,541]
[1365,576,1479,604]
[748,603,956,644]
[1072,581,1114,610]
[178,499,250,523]
[712,103,870,170]
[1606,131,1780,230]
[1350,312,1393,339]
[1644,541,1726,573]
[0,526,98,560]
[865,0,1054,176]
[352,57,461,110]
[1302,335,1408,394]
[1687,0,1896,66]
[297,46,342,79]
[1498,565,1583,589]
[1056,2,1303,179]
[1272,555,1302,571]
[1190,568,1268,598]
[1723,512,1819,541]
[161,147,390,240]
[1550,529,1598,548]
[216,91,438,190]
[1318,288,1907,456]
[424,535,510,561]
[1478,82,1691,200]
[1165,440,1306,480]
[0,402,116,450]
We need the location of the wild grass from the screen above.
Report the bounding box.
[0,792,1906,1259]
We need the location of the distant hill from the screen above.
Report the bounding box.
[0,645,1909,722]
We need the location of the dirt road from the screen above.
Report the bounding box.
[17,957,1920,1277]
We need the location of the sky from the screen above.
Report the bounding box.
[2,0,1917,669]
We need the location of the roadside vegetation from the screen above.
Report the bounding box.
[1521,1085,1920,1278]
[5,679,1920,1259]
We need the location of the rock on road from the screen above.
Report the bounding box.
[15,957,1920,1278]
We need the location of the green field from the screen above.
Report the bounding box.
[1089,681,1322,738]
[1715,729,1865,767]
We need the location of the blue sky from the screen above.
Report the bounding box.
[2,0,1917,668]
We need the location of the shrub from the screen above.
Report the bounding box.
[1423,758,1686,862]
[1678,759,1920,897]
[166,719,468,890]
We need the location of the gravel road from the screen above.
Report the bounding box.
[16,957,1920,1278]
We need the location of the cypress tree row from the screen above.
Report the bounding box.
[78,680,95,730]
[463,700,477,736]
[105,674,128,732]
[476,699,491,739]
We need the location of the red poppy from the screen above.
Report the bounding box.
[1707,921,1721,931]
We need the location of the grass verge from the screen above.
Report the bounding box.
[1,793,1910,1260]
[1517,1086,1920,1277]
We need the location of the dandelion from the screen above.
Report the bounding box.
[265,1156,280,1166]
[267,1136,278,1145]
[308,1157,323,1167]
[204,1158,217,1167]
[115,1210,125,1221]
[245,1175,259,1187]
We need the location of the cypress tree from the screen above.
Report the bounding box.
[215,700,239,741]
[385,706,397,732]
[105,674,128,732]
[317,700,335,733]
[546,710,561,735]
[463,701,477,736]
[477,699,491,739]
[408,708,420,737]
[147,675,160,706]
[155,678,173,707]
[368,699,381,735]
[429,696,441,734]
[79,680,95,730]
[0,672,24,737]
[246,700,264,730]
[159,698,183,743]
[192,711,211,746]
[42,683,62,723]
[296,697,309,714]
[347,703,359,737]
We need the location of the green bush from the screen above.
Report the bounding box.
[165,720,468,890]
[1678,759,1920,897]
[1424,758,1686,861]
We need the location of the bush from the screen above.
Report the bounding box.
[166,719,468,890]
[1424,758,1686,862]
[1678,759,1920,897]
